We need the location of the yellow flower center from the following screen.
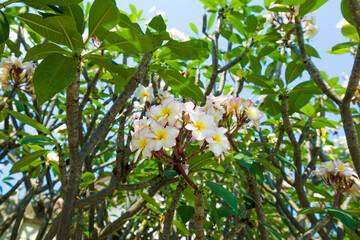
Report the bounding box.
[160,106,172,118]
[212,134,221,144]
[141,91,149,98]
[139,138,148,149]
[194,121,205,131]
[156,130,167,141]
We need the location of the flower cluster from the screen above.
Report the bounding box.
[0,56,36,95]
[312,160,360,198]
[130,84,264,167]
[301,16,319,39]
[262,4,318,42]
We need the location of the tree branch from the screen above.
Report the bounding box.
[78,52,153,163]
[289,16,341,105]
[97,176,178,239]
[160,181,186,239]
[299,215,332,240]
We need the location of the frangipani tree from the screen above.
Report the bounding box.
[0,0,360,239]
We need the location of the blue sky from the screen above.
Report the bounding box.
[118,0,354,84]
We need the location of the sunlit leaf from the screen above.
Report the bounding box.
[205,181,238,212]
[10,150,48,174]
[33,53,78,105]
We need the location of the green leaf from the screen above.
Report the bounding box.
[356,125,360,150]
[256,158,282,177]
[0,11,9,44]
[263,98,281,116]
[299,0,327,17]
[288,91,312,114]
[5,39,21,56]
[258,45,276,58]
[188,151,214,172]
[285,61,304,84]
[328,208,356,231]
[20,135,55,145]
[59,4,84,34]
[163,170,177,178]
[5,110,52,135]
[24,43,69,62]
[305,44,320,58]
[33,53,78,105]
[89,55,126,73]
[217,206,236,218]
[264,223,282,240]
[341,0,354,26]
[17,13,83,50]
[278,0,306,5]
[161,69,204,102]
[81,172,95,189]
[250,162,265,184]
[233,151,255,170]
[205,181,238,212]
[189,22,198,34]
[331,41,357,52]
[88,0,120,40]
[177,206,195,224]
[274,154,297,172]
[245,15,257,35]
[140,192,161,212]
[21,0,82,5]
[113,69,136,94]
[341,24,359,41]
[172,220,191,235]
[10,150,48,174]
[101,30,153,54]
[162,39,209,60]
[298,207,326,215]
[344,226,360,240]
[147,15,166,33]
[246,74,274,89]
[119,12,143,34]
[207,12,216,30]
[301,105,316,117]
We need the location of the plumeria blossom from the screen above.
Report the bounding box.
[302,16,319,39]
[134,84,154,103]
[167,27,190,41]
[130,127,156,159]
[144,121,179,151]
[132,118,151,132]
[148,97,182,126]
[312,160,359,195]
[206,127,230,164]
[0,56,36,94]
[228,97,242,115]
[185,109,216,141]
[129,89,263,189]
[243,100,263,131]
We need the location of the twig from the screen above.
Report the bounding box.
[298,215,332,240]
[97,176,178,239]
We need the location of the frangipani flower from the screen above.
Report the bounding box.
[228,97,242,114]
[148,97,181,126]
[130,127,156,159]
[312,160,359,194]
[185,110,216,141]
[206,127,230,163]
[134,84,154,103]
[145,121,179,151]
